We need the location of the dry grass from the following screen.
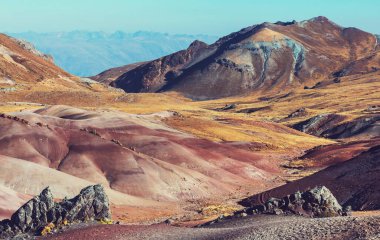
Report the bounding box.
[198,204,240,217]
[1,72,378,153]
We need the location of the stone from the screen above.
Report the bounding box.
[0,185,111,239]
[219,104,236,111]
[287,107,307,118]
[245,186,345,218]
[164,219,174,224]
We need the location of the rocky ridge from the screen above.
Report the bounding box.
[0,33,71,83]
[0,185,111,239]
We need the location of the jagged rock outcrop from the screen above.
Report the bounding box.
[239,186,346,218]
[10,37,54,63]
[324,115,380,139]
[286,107,308,119]
[292,114,345,136]
[0,185,110,239]
[293,114,380,139]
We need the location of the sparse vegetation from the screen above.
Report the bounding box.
[99,218,113,225]
[39,222,55,236]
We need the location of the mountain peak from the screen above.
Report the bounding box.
[310,16,331,22]
[187,40,208,50]
[274,20,297,26]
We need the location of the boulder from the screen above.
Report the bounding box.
[286,107,308,118]
[0,185,111,239]
[292,113,345,136]
[243,186,346,218]
[200,186,346,227]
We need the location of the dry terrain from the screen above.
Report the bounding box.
[0,16,379,239]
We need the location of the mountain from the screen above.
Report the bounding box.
[105,17,378,100]
[7,31,218,77]
[90,62,146,85]
[0,33,71,84]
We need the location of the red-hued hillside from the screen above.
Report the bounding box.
[0,105,286,215]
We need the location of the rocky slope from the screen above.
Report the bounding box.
[0,33,131,109]
[0,185,110,239]
[0,34,71,85]
[292,114,380,139]
[107,16,378,99]
[240,143,380,211]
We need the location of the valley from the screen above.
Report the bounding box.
[0,16,379,239]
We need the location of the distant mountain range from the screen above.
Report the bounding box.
[7,31,218,76]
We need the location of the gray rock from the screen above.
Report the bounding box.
[246,186,345,218]
[0,184,111,239]
[287,107,307,118]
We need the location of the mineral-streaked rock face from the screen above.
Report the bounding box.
[241,186,346,217]
[293,114,380,139]
[0,184,110,239]
[292,113,345,136]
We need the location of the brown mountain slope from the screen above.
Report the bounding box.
[90,62,146,84]
[333,49,380,76]
[0,34,71,84]
[0,33,125,106]
[107,17,378,99]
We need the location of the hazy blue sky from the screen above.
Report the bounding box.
[0,0,379,36]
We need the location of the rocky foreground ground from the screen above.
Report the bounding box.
[45,214,380,240]
[2,184,378,240]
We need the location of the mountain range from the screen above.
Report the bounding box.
[8,31,218,77]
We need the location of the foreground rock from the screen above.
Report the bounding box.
[203,186,346,226]
[241,186,347,217]
[0,184,111,239]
